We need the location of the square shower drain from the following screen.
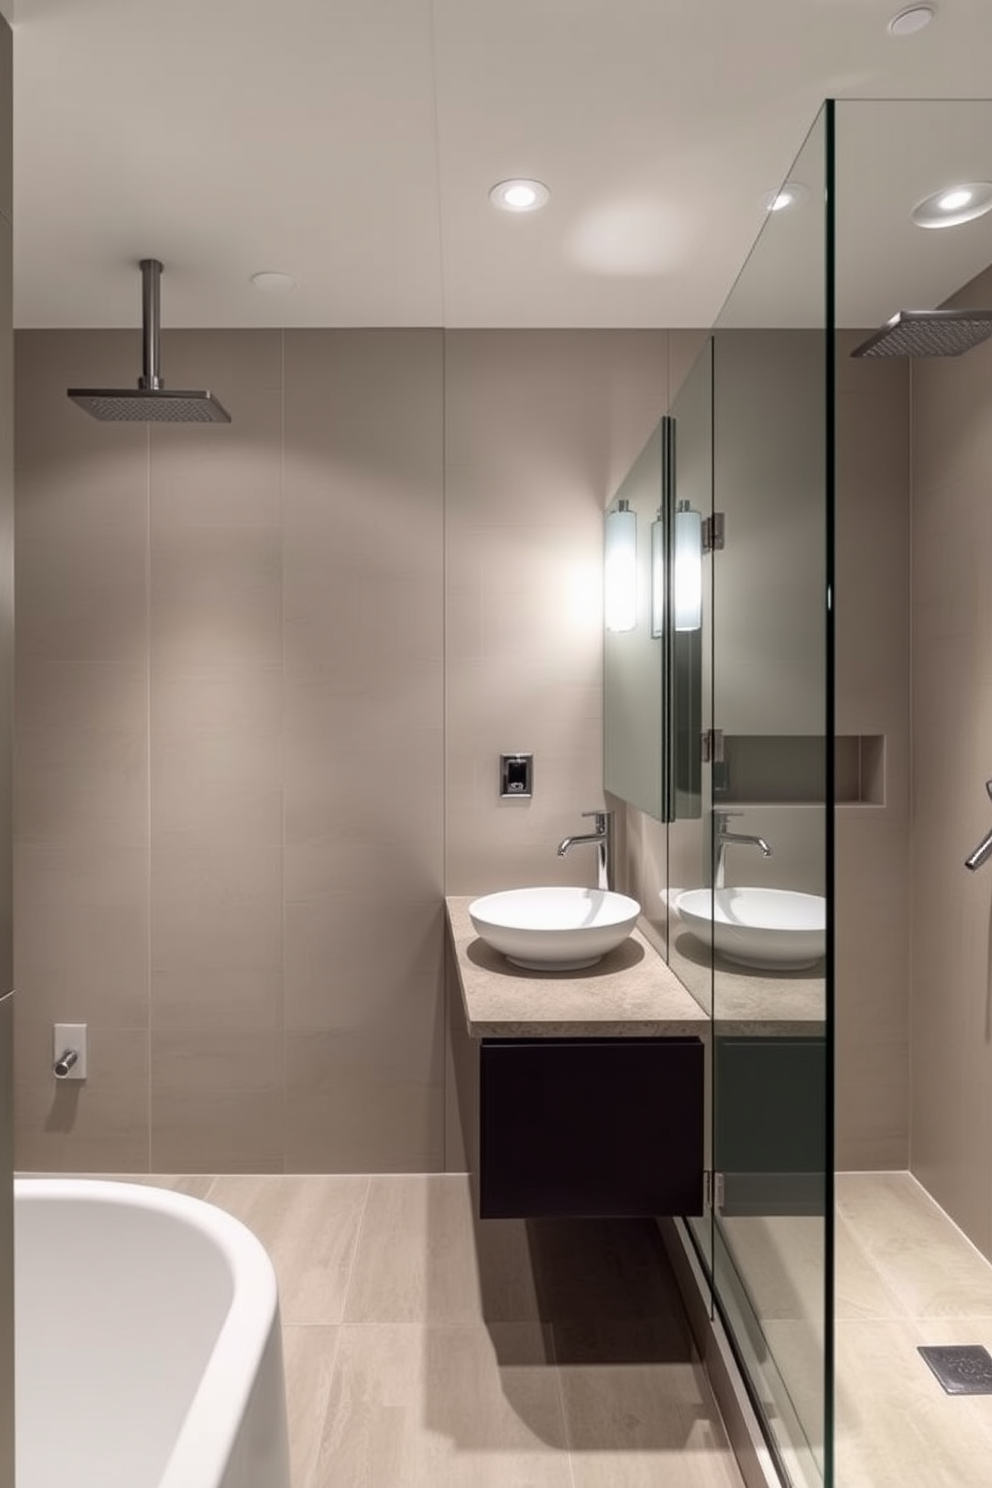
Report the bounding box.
[918,1345,992,1395]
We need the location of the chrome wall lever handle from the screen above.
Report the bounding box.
[965,828,992,871]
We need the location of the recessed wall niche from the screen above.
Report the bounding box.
[713,733,884,806]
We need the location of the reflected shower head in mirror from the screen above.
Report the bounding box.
[68,259,232,423]
[851,308,992,358]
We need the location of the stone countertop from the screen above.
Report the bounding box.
[447,896,826,1039]
[446,895,709,1039]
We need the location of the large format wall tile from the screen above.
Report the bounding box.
[910,330,992,1262]
[444,330,673,896]
[13,327,673,1173]
[150,1028,284,1173]
[282,329,444,1172]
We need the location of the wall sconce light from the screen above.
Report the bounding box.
[604,498,637,632]
[650,509,665,639]
[674,501,703,632]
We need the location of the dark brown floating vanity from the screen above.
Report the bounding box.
[445,896,711,1221]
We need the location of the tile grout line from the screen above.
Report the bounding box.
[299,1174,374,1488]
[546,1322,579,1488]
[337,1172,374,1326]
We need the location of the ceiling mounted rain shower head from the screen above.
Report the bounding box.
[68,259,231,423]
[851,308,992,358]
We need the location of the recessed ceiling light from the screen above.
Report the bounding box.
[489,179,550,213]
[762,182,808,214]
[250,271,298,292]
[888,5,936,36]
[911,182,992,229]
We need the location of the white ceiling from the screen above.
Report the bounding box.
[8,0,992,330]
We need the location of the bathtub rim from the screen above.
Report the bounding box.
[14,1176,284,1488]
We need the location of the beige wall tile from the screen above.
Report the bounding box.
[151,523,281,669]
[14,842,149,1029]
[284,895,442,1031]
[283,677,443,853]
[151,838,282,979]
[284,1018,443,1173]
[150,1028,283,1172]
[150,969,281,1034]
[13,1023,149,1171]
[17,518,149,666]
[444,330,670,898]
[284,329,443,467]
[151,664,282,844]
[910,341,992,1259]
[13,327,675,1174]
[15,661,147,847]
[150,330,282,530]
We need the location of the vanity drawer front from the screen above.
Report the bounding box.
[479,1036,704,1219]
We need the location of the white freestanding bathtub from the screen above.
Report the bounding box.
[14,1178,292,1488]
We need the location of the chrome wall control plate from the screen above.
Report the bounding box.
[500,753,533,798]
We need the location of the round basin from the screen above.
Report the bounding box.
[675,887,826,971]
[468,886,640,970]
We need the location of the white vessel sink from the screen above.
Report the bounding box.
[468,886,640,971]
[675,887,826,971]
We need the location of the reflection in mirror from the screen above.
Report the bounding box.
[603,393,705,822]
[603,422,666,819]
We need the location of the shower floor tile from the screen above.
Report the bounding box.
[836,1173,992,1488]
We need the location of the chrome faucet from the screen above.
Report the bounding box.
[557,810,613,891]
[965,780,992,870]
[713,809,772,889]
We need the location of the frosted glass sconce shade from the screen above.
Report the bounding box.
[674,502,702,632]
[650,514,665,638]
[604,500,637,632]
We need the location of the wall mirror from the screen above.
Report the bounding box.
[603,343,710,822]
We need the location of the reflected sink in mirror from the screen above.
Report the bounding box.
[674,887,826,971]
[469,886,641,971]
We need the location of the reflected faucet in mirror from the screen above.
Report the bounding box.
[557,810,614,891]
[713,809,772,889]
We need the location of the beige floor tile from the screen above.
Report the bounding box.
[282,1326,340,1488]
[836,1172,992,1317]
[758,1319,825,1470]
[835,1317,992,1488]
[560,1356,743,1488]
[834,1208,908,1321]
[717,1214,825,1325]
[204,1174,370,1325]
[343,1173,540,1326]
[525,1216,688,1329]
[312,1322,571,1488]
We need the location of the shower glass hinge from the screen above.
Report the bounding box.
[703,512,725,552]
[701,728,725,764]
[704,1171,726,1210]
